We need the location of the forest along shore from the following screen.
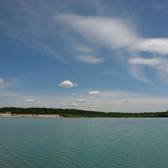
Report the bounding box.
[1,107,168,117]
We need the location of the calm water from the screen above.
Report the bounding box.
[0,118,168,168]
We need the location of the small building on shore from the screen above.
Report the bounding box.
[0,112,12,117]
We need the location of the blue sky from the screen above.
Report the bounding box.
[1,0,168,112]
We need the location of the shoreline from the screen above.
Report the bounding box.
[0,113,61,118]
[1,113,168,119]
[1,108,168,118]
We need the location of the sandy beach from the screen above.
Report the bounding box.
[0,113,61,118]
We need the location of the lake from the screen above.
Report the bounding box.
[0,118,168,168]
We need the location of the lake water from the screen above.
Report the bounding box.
[0,118,168,168]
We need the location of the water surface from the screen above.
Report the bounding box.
[0,118,168,168]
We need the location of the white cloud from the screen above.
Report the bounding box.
[25,98,36,103]
[131,38,168,55]
[58,80,78,88]
[129,64,154,84]
[128,57,162,66]
[72,93,76,96]
[128,57,168,82]
[71,103,78,107]
[0,78,5,85]
[77,55,104,64]
[88,90,100,95]
[77,98,86,103]
[59,14,139,49]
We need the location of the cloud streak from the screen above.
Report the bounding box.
[77,55,104,64]
[129,57,168,82]
[58,14,139,49]
[128,57,162,66]
[88,90,100,95]
[131,38,168,55]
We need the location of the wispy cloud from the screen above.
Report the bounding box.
[2,1,168,85]
[0,77,22,89]
[58,14,139,49]
[77,55,104,64]
[58,14,168,84]
[25,98,36,103]
[131,38,168,55]
[0,0,76,62]
[129,64,154,84]
[128,57,162,66]
[76,98,86,103]
[129,57,168,82]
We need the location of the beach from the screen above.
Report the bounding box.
[0,113,61,118]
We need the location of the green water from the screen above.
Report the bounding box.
[0,118,168,168]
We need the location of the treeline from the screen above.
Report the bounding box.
[0,107,168,117]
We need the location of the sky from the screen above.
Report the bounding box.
[1,0,168,112]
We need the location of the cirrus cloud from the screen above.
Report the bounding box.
[25,98,36,103]
[77,55,104,64]
[131,38,168,55]
[58,14,168,84]
[58,14,139,49]
[128,57,162,66]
